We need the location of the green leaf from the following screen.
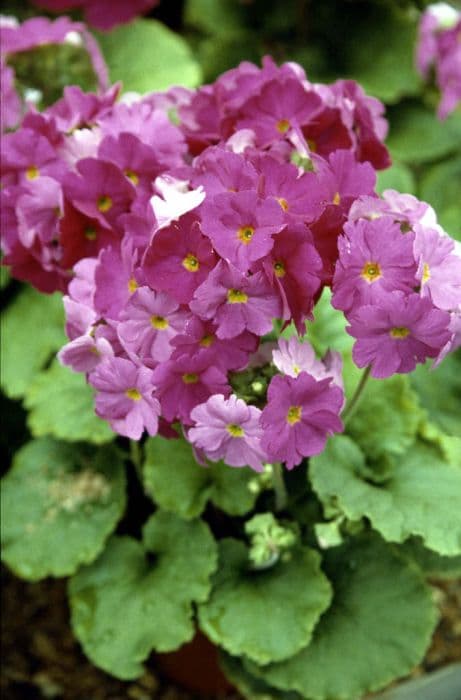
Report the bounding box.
[386,103,461,164]
[24,360,114,445]
[0,265,10,290]
[376,161,416,195]
[305,288,352,356]
[0,287,66,399]
[410,353,461,437]
[397,537,461,580]
[248,536,438,700]
[220,653,304,700]
[184,0,245,35]
[419,157,461,240]
[198,539,332,665]
[310,435,461,556]
[344,9,421,103]
[95,19,202,93]
[143,434,257,518]
[69,511,217,679]
[1,438,126,580]
[346,375,424,462]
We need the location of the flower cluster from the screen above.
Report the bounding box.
[416,2,461,119]
[332,190,461,377]
[2,54,460,470]
[0,14,108,132]
[30,0,159,30]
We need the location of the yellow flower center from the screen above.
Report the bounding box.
[125,388,142,401]
[150,315,169,330]
[182,253,200,272]
[390,327,410,339]
[286,405,302,425]
[97,195,113,213]
[422,262,431,284]
[277,197,289,212]
[182,372,199,384]
[276,119,291,134]
[227,289,248,304]
[128,277,138,293]
[226,423,245,437]
[124,169,139,186]
[361,261,382,283]
[273,261,286,278]
[84,226,97,241]
[26,165,39,180]
[237,226,255,244]
[200,334,214,347]
[333,192,341,205]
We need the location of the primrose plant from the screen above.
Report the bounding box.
[2,14,461,700]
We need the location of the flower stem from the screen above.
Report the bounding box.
[342,365,371,425]
[129,439,143,480]
[272,462,288,512]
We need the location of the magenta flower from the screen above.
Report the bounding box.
[332,216,417,313]
[237,76,322,146]
[414,225,461,311]
[348,291,452,378]
[117,286,189,366]
[89,356,160,440]
[171,317,258,372]
[151,355,230,424]
[93,241,141,320]
[98,133,163,196]
[142,214,217,304]
[261,373,344,469]
[31,0,159,31]
[63,158,136,230]
[189,394,267,472]
[200,190,284,272]
[262,224,322,331]
[190,260,282,339]
[58,330,114,373]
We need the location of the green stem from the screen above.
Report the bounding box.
[272,463,288,512]
[342,365,371,425]
[129,440,143,480]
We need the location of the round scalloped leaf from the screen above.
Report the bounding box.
[143,435,257,519]
[69,512,218,679]
[419,157,461,241]
[1,438,126,580]
[411,354,461,437]
[346,375,424,461]
[396,538,461,580]
[24,360,114,444]
[386,104,461,164]
[220,653,304,700]
[198,538,332,665]
[1,287,65,399]
[247,536,438,700]
[309,435,461,556]
[96,19,202,93]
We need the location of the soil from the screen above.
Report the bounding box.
[1,566,460,700]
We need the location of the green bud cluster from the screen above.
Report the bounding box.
[245,512,297,570]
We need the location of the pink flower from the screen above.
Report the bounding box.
[200,190,284,271]
[348,291,452,378]
[189,394,267,472]
[414,225,461,310]
[63,158,136,230]
[89,356,160,439]
[190,260,282,339]
[261,373,344,469]
[151,355,230,424]
[142,214,217,304]
[117,286,189,366]
[332,216,417,313]
[272,337,343,391]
